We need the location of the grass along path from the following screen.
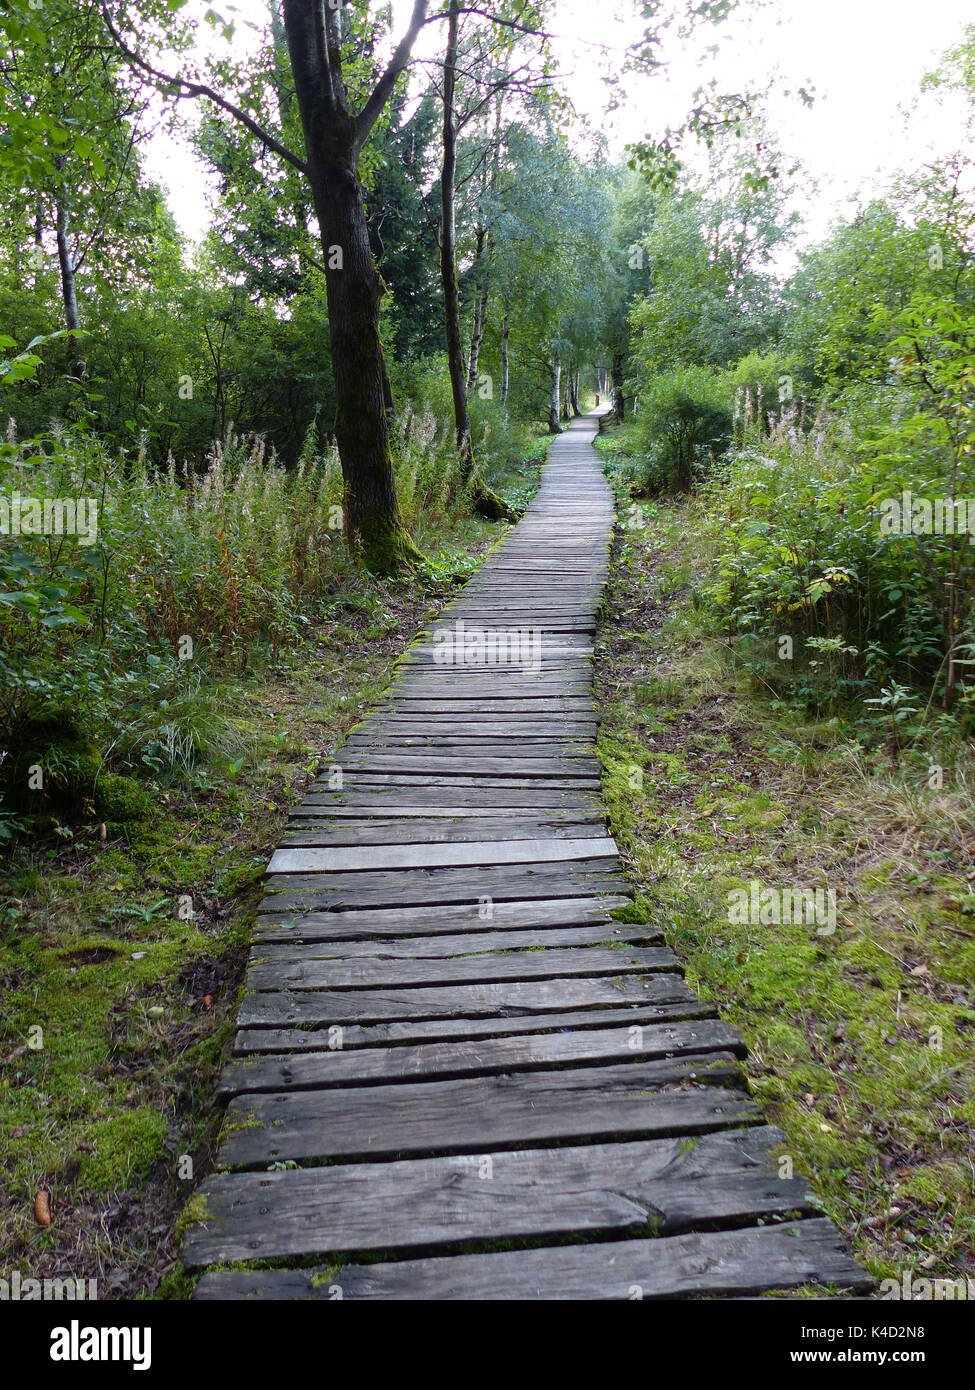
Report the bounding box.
[595,497,975,1285]
[0,532,510,1297]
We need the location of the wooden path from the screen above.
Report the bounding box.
[185,412,870,1300]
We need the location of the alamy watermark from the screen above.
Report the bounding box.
[1,1269,97,1301]
[727,880,837,936]
[880,1271,975,1300]
[878,491,975,545]
[50,1320,150,1371]
[432,618,542,675]
[1,492,99,545]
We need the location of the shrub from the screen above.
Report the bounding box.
[701,404,970,714]
[627,365,732,494]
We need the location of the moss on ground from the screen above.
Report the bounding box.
[596,491,975,1284]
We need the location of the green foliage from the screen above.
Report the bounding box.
[0,391,542,839]
[621,40,975,724]
[783,203,955,399]
[0,421,341,831]
[599,503,975,1280]
[625,123,795,379]
[701,403,972,715]
[628,364,732,493]
[390,353,545,517]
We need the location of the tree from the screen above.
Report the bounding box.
[436,0,551,515]
[102,0,431,572]
[487,126,611,429]
[365,88,442,360]
[0,0,157,381]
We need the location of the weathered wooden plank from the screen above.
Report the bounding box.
[251,923,662,961]
[279,818,607,847]
[267,836,617,875]
[299,785,600,804]
[192,1221,870,1299]
[292,795,601,816]
[388,689,594,701]
[330,756,600,779]
[218,1019,744,1096]
[260,866,631,913]
[236,971,696,1029]
[216,1055,752,1166]
[233,1001,716,1054]
[391,677,592,689]
[308,773,600,789]
[252,895,632,941]
[264,857,621,889]
[351,728,598,743]
[343,742,597,758]
[369,706,595,719]
[372,700,595,713]
[345,736,595,752]
[245,945,677,992]
[184,1126,796,1268]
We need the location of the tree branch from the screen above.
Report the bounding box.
[99,5,309,176]
[354,0,430,159]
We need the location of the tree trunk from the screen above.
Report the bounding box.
[54,196,85,380]
[282,0,418,572]
[466,226,488,395]
[611,350,625,420]
[439,0,508,521]
[440,0,473,470]
[500,306,510,406]
[31,199,44,293]
[569,369,580,417]
[548,358,561,433]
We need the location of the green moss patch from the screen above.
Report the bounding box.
[596,492,975,1283]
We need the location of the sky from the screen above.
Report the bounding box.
[143,0,974,249]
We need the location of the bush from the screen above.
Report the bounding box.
[0,709,100,815]
[626,365,732,494]
[0,384,544,838]
[701,403,969,713]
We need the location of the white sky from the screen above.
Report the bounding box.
[144,0,974,249]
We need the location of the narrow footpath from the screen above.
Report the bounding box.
[183,412,870,1300]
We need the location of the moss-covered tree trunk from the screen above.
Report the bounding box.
[282,0,425,572]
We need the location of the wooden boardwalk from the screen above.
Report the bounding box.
[185,412,870,1300]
